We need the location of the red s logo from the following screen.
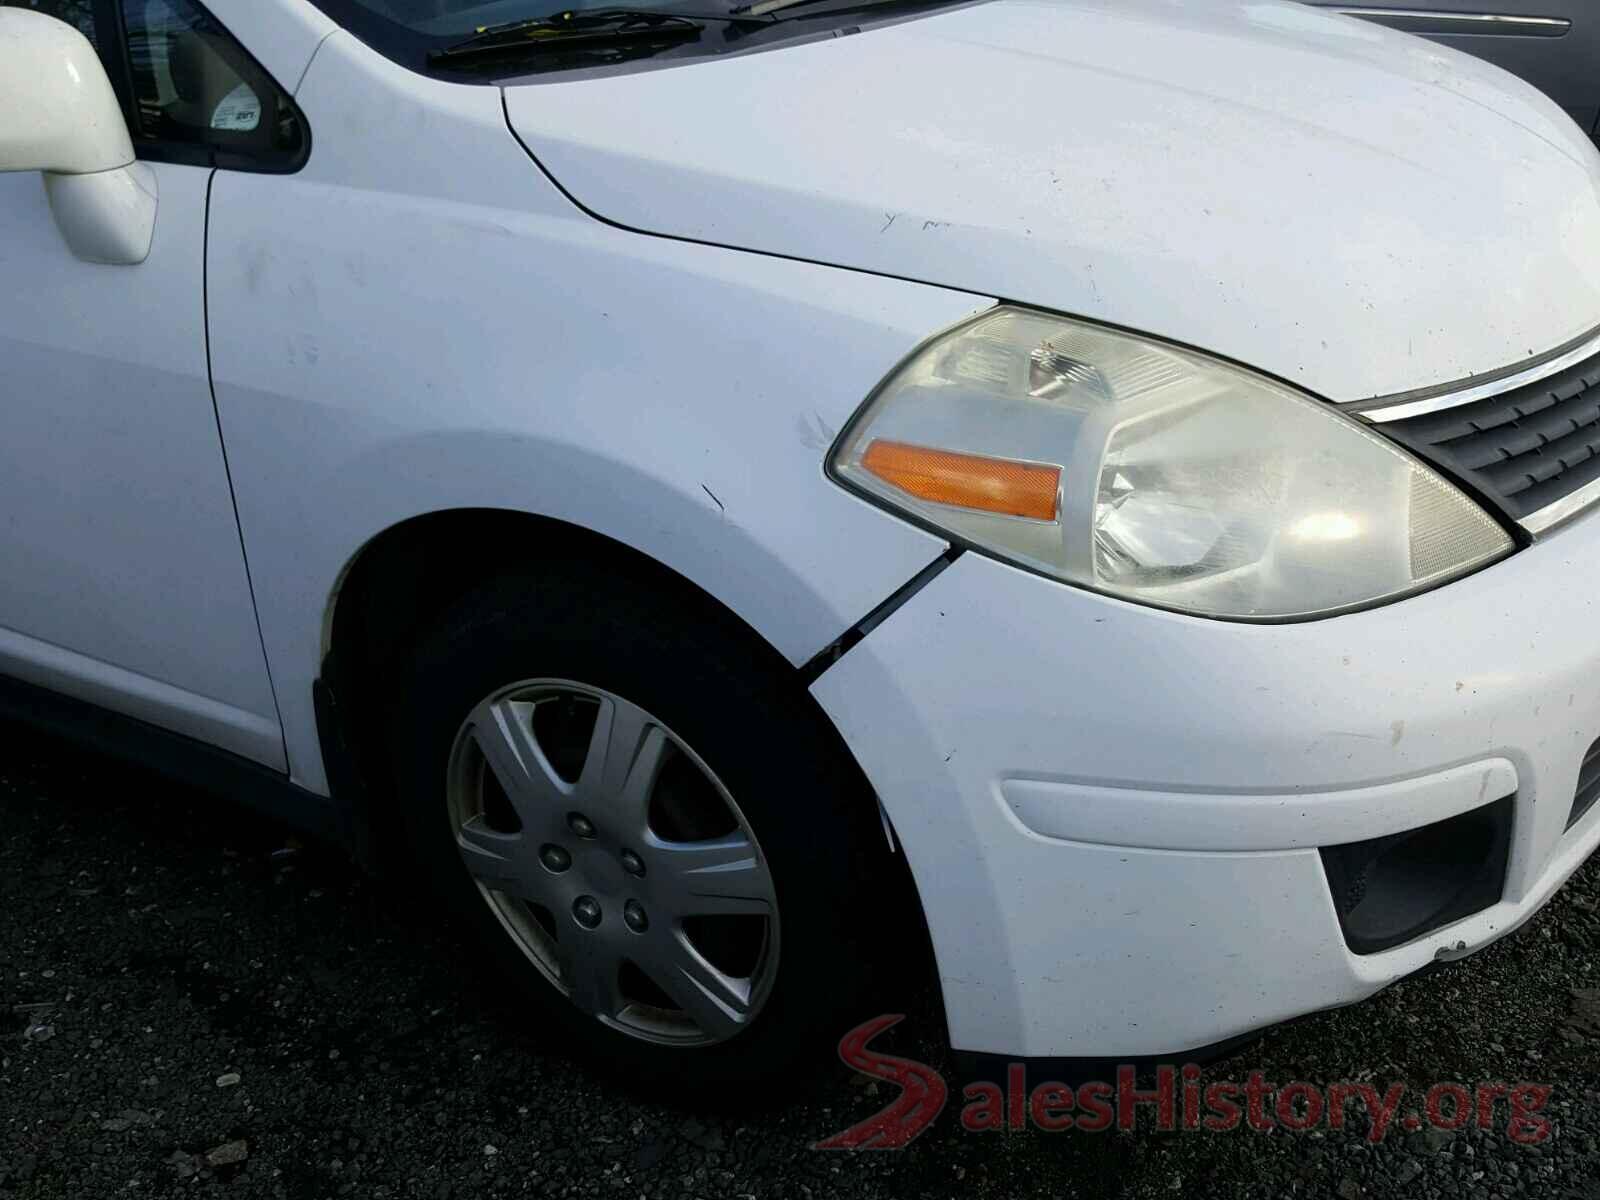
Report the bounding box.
[812,1015,948,1149]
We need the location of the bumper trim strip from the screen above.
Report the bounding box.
[1001,759,1518,852]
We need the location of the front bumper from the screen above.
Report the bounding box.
[810,507,1600,1059]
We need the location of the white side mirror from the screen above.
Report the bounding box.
[0,9,157,265]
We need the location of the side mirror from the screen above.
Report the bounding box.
[0,9,156,265]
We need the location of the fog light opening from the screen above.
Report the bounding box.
[1319,795,1512,956]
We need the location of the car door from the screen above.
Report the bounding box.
[0,0,307,768]
[1314,2,1600,136]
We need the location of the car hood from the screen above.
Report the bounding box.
[505,0,1600,402]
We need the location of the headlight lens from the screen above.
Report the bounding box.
[831,306,1513,619]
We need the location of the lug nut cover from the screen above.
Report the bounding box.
[540,844,571,872]
[567,813,596,839]
[572,895,602,928]
[620,850,645,876]
[623,900,648,932]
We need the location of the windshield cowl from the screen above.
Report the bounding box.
[310,0,965,77]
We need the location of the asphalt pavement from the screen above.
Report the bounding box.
[2,721,1598,1198]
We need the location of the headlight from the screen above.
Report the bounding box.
[830,306,1513,619]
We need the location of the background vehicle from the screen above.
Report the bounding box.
[1311,3,1600,135]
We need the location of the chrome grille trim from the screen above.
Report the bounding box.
[1522,475,1600,535]
[1329,8,1570,36]
[1351,325,1600,424]
[1347,326,1600,535]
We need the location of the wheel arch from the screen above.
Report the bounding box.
[317,504,945,1042]
[322,506,800,697]
[318,507,786,861]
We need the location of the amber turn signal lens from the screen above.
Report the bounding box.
[861,439,1060,521]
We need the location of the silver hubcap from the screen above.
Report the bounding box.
[445,679,779,1046]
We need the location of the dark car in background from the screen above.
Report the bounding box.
[1314,3,1600,136]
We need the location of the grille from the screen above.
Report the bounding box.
[1380,347,1600,522]
[1569,737,1600,831]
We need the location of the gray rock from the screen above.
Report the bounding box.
[205,1139,248,1167]
[1421,1127,1454,1154]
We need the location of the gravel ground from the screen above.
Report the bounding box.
[3,721,1599,1200]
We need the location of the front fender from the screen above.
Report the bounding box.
[204,37,982,791]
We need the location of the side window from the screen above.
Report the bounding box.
[119,0,308,170]
[0,0,308,172]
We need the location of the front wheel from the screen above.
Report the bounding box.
[387,559,899,1095]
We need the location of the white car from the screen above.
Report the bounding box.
[4,0,1599,1093]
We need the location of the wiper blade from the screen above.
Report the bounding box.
[430,8,708,62]
[730,0,911,17]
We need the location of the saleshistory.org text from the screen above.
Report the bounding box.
[813,1016,1554,1149]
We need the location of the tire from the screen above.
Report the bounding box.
[385,552,898,1097]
